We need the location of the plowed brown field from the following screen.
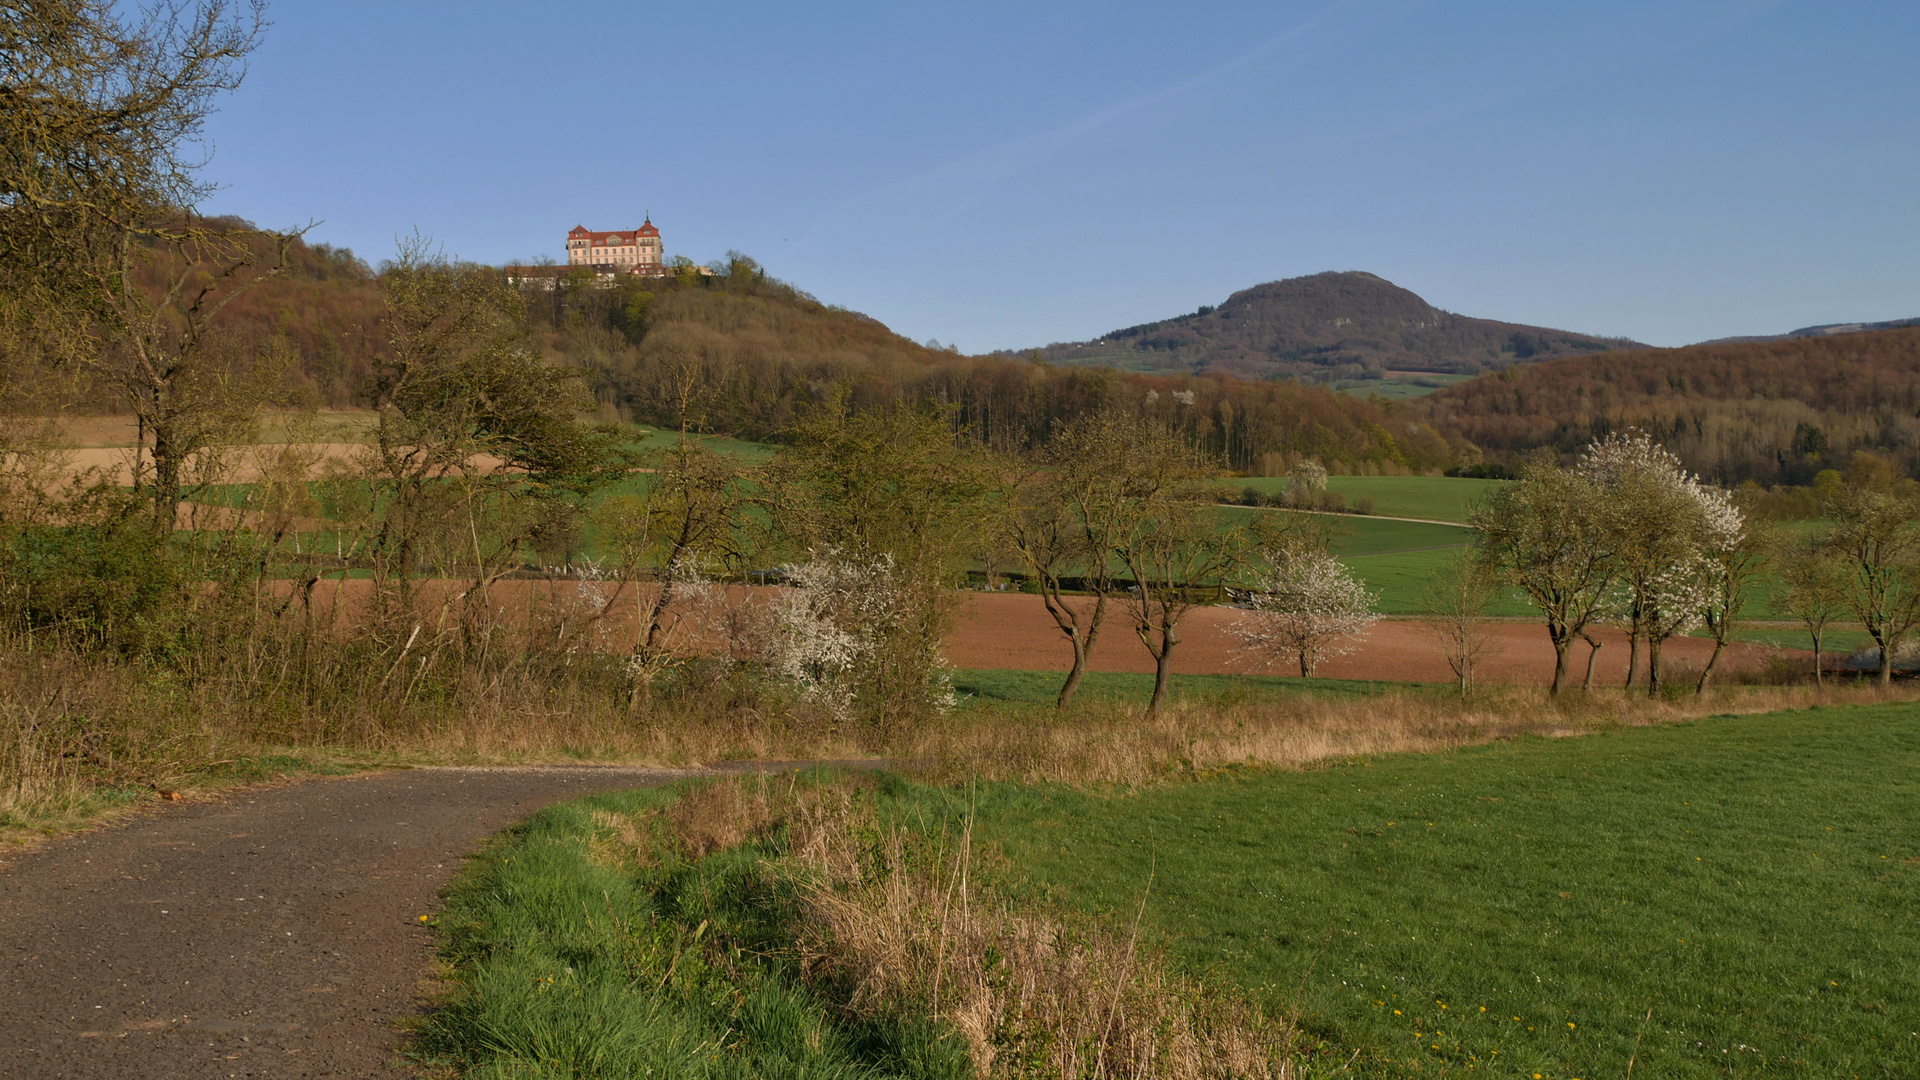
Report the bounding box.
[946,593,1788,685]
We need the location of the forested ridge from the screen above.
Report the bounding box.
[565,257,1467,475]
[1414,327,1920,485]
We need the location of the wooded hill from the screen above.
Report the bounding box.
[115,234,1463,476]
[551,256,1468,476]
[1013,271,1643,383]
[1414,327,1920,485]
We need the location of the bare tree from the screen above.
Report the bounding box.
[1117,495,1253,716]
[995,409,1200,709]
[1417,547,1502,695]
[1779,536,1848,686]
[1,1,269,360]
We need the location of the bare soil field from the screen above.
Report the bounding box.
[945,592,1788,686]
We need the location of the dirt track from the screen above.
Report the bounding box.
[0,766,699,1079]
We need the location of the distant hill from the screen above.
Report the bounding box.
[1013,271,1645,383]
[1700,316,1920,345]
[1416,326,1920,486]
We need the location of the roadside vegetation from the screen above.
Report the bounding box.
[424,699,1919,1078]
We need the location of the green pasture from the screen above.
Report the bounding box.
[950,701,1920,1077]
[950,667,1414,707]
[1234,475,1504,523]
[1330,373,1476,401]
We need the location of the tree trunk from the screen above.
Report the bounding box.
[1810,629,1823,687]
[1623,632,1641,688]
[1879,635,1895,686]
[1057,633,1090,709]
[1148,638,1177,717]
[1053,592,1107,710]
[1581,636,1602,691]
[1646,635,1664,698]
[1696,639,1727,695]
[1549,632,1571,696]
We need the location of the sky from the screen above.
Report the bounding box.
[197,0,1920,352]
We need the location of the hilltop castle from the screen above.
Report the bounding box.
[566,219,663,273]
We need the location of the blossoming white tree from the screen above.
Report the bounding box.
[767,550,954,721]
[1229,548,1378,678]
[1577,431,1746,695]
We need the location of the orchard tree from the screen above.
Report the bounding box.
[1824,480,1920,685]
[995,408,1205,709]
[1117,494,1254,715]
[1576,431,1745,696]
[1231,547,1378,679]
[1778,536,1849,686]
[1470,453,1614,695]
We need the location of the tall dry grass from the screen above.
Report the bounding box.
[588,775,1303,1079]
[903,680,1920,785]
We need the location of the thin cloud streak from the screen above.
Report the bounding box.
[803,2,1349,236]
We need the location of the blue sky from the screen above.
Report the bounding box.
[198,1,1919,351]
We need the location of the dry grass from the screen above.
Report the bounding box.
[903,681,1920,785]
[591,775,1303,1079]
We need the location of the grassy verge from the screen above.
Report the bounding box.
[946,701,1920,1077]
[419,773,1307,1078]
[0,748,354,844]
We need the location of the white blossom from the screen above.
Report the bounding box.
[1229,549,1378,678]
[767,550,954,717]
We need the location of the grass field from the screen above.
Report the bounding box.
[950,667,1416,706]
[1234,476,1505,523]
[944,701,1920,1077]
[1329,374,1477,401]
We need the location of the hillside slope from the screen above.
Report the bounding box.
[561,258,1471,474]
[1020,271,1642,383]
[1416,326,1920,485]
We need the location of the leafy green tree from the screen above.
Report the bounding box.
[361,236,626,610]
[1471,453,1614,695]
[1824,482,1920,686]
[1778,536,1848,686]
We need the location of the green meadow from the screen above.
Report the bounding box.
[1234,475,1506,523]
[434,702,1920,1077]
[948,701,1920,1077]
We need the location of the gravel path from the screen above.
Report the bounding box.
[0,765,702,1079]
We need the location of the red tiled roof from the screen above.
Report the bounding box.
[567,224,658,245]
